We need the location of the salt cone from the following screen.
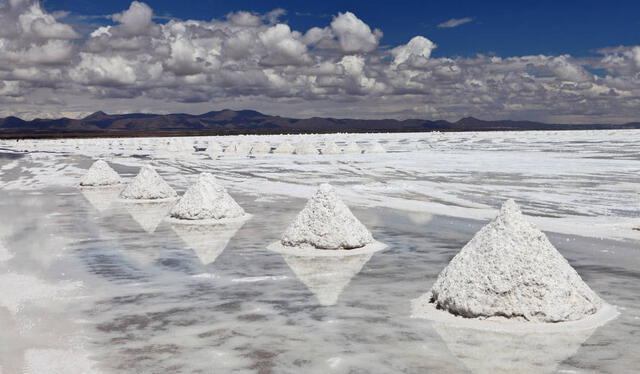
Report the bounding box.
[169,173,246,221]
[225,141,251,154]
[427,199,603,322]
[250,142,271,154]
[321,141,341,155]
[342,142,362,154]
[207,142,222,157]
[281,251,373,306]
[119,166,177,201]
[273,141,295,154]
[280,184,375,250]
[80,160,122,187]
[294,142,319,155]
[364,142,386,154]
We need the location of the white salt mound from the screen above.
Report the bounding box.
[322,141,342,155]
[281,184,374,249]
[207,141,223,156]
[225,141,251,154]
[365,142,386,154]
[170,173,245,221]
[426,199,603,323]
[294,142,319,155]
[119,166,177,201]
[250,141,271,154]
[342,141,362,154]
[80,160,122,187]
[273,140,295,154]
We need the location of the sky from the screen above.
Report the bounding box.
[1,0,639,123]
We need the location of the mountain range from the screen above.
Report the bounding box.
[2,109,640,139]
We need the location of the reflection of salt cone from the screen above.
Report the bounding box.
[81,186,122,212]
[171,220,246,265]
[280,252,373,306]
[125,201,173,233]
[430,321,595,374]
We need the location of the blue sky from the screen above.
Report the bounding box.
[49,0,639,57]
[1,0,640,123]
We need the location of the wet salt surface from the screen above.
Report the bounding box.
[0,169,639,373]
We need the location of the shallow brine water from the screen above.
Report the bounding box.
[0,131,639,373]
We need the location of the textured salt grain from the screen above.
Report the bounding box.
[119,166,177,201]
[424,199,603,323]
[79,160,122,187]
[170,173,245,221]
[281,183,374,249]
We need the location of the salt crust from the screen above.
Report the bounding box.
[274,141,295,154]
[79,160,122,187]
[268,240,387,256]
[424,199,607,324]
[168,173,248,222]
[322,142,342,154]
[342,141,362,154]
[119,165,177,201]
[277,183,380,250]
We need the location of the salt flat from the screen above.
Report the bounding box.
[0,130,638,373]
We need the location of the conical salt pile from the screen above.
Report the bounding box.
[273,140,295,154]
[207,141,222,157]
[422,199,603,323]
[342,141,362,154]
[169,173,246,222]
[321,141,341,155]
[294,142,319,155]
[225,141,251,154]
[278,184,377,250]
[80,160,122,187]
[250,141,271,154]
[364,142,386,154]
[119,166,177,201]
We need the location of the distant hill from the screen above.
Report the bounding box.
[1,109,639,139]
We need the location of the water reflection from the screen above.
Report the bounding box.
[171,220,248,265]
[123,201,174,233]
[80,186,122,213]
[278,251,375,306]
[430,321,596,374]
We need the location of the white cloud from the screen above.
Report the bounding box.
[111,1,154,35]
[437,17,474,29]
[391,36,437,67]
[1,1,640,123]
[330,12,381,53]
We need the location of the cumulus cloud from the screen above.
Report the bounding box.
[2,0,640,123]
[330,12,381,53]
[437,17,474,28]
